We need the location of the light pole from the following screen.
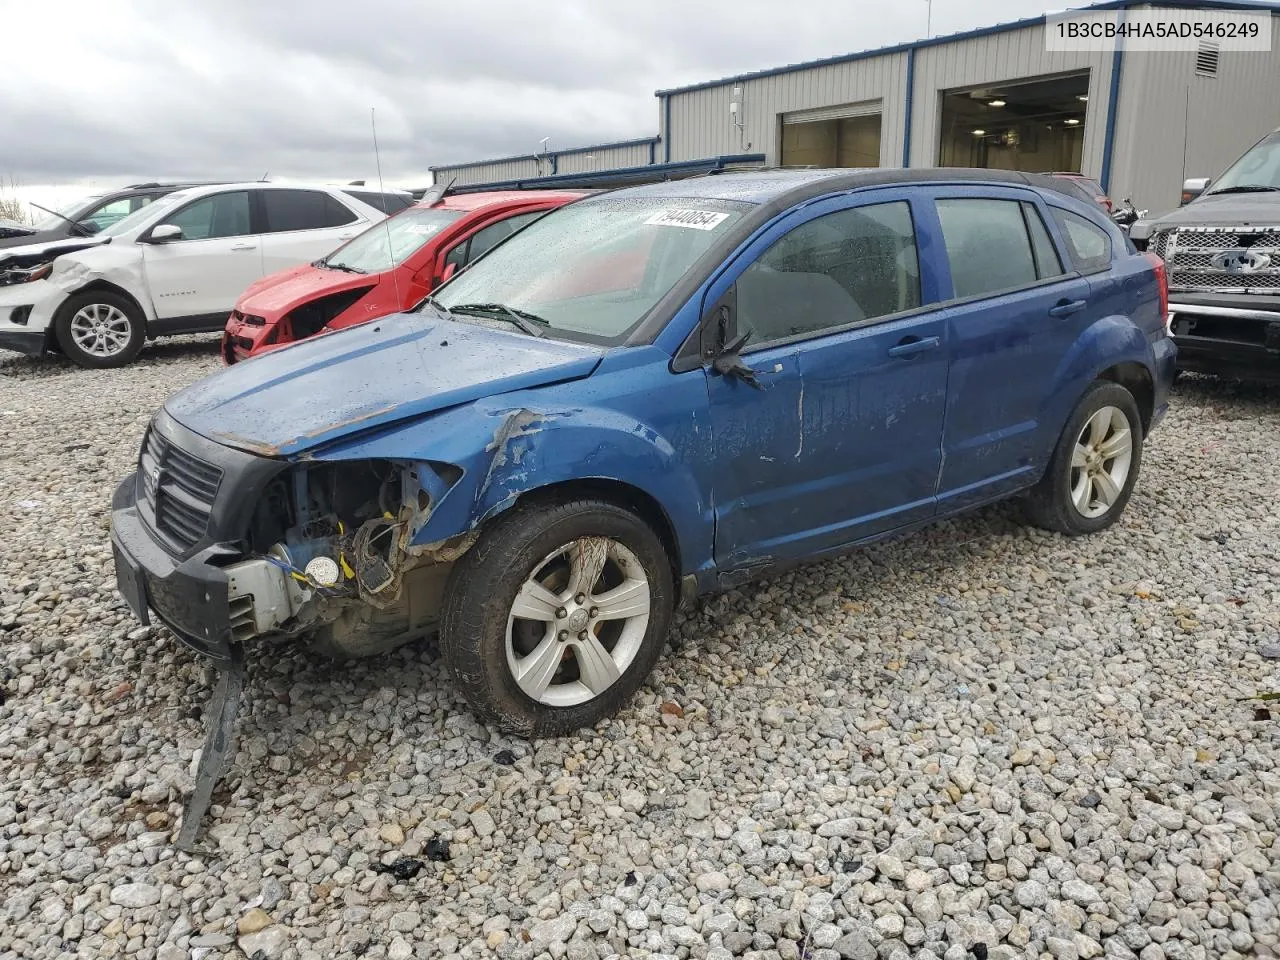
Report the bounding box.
[925,0,933,38]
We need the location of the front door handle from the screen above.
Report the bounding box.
[1049,298,1087,318]
[887,335,940,359]
[230,242,257,251]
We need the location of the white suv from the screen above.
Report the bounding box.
[0,182,404,368]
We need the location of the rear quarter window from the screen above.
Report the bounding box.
[262,189,358,232]
[1050,207,1113,274]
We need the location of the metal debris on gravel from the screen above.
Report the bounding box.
[1,338,1278,960]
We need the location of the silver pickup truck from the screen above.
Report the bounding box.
[1131,128,1280,381]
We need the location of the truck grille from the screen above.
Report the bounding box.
[139,428,223,550]
[1151,226,1280,294]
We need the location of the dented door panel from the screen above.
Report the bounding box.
[791,314,947,548]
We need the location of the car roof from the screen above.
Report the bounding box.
[431,189,590,212]
[598,167,1089,206]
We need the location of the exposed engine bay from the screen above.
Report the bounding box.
[222,457,471,660]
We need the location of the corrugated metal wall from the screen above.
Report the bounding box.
[435,158,545,187]
[664,53,909,166]
[1111,13,1280,214]
[432,140,658,187]
[555,141,655,174]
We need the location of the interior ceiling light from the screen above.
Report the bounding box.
[972,129,986,136]
[1064,118,1081,126]
[989,99,1006,107]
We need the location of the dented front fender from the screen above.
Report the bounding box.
[310,350,716,579]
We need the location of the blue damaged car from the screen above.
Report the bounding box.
[111,168,1174,791]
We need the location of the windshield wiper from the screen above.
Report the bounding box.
[422,295,452,316]
[317,259,366,274]
[1205,184,1280,196]
[29,201,95,238]
[449,302,548,338]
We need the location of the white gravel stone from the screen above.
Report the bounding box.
[1016,880,1049,908]
[238,927,289,959]
[109,883,161,908]
[2,355,1279,960]
[696,871,731,893]
[685,787,713,819]
[469,808,496,837]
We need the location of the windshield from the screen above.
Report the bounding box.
[1210,133,1280,193]
[431,197,748,343]
[31,194,105,232]
[326,206,465,273]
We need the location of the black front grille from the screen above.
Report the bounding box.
[139,428,223,550]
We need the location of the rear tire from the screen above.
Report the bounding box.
[54,291,145,368]
[439,497,674,737]
[1025,380,1143,536]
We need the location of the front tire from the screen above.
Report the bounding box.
[1025,380,1143,536]
[439,497,674,737]
[54,291,145,368]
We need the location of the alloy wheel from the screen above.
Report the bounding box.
[69,303,133,358]
[505,536,652,707]
[1069,405,1134,519]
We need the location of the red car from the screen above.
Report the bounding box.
[222,189,587,363]
[1049,172,1113,214]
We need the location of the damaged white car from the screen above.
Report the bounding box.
[0,182,399,367]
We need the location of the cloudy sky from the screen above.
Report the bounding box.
[3,0,1051,210]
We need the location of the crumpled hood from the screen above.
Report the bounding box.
[237,263,379,317]
[0,235,110,265]
[166,311,604,457]
[237,263,312,302]
[1149,193,1280,229]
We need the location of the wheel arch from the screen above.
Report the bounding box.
[491,477,683,590]
[1097,361,1154,435]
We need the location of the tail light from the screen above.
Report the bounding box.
[1144,252,1170,333]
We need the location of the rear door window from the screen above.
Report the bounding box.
[1023,203,1065,279]
[261,190,359,233]
[936,198,1044,299]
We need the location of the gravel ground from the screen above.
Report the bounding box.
[1,337,1278,960]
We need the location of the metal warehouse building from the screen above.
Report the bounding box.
[430,0,1280,214]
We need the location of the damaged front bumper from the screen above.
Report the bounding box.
[111,476,307,666]
[0,278,64,355]
[109,407,475,846]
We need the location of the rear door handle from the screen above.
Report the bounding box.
[1049,298,1087,318]
[887,335,940,359]
[230,242,257,251]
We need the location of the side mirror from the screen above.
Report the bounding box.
[146,224,183,243]
[439,261,458,283]
[1181,178,1211,205]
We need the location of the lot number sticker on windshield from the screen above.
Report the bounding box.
[405,224,443,236]
[644,209,730,230]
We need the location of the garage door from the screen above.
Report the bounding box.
[781,101,883,168]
